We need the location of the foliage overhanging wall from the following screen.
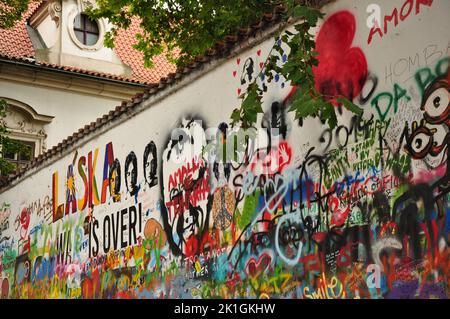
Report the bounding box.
[0,0,449,299]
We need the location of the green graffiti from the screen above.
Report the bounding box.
[237,190,260,230]
[371,83,411,121]
[415,56,450,96]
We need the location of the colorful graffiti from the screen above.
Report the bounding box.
[0,4,449,299]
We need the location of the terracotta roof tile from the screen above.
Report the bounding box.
[0,1,41,58]
[0,51,148,84]
[114,18,177,84]
[0,2,175,84]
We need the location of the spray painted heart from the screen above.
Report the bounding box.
[313,11,368,103]
[245,253,272,278]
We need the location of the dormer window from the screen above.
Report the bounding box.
[73,13,100,46]
[67,9,105,51]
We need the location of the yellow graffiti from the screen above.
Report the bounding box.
[303,273,346,299]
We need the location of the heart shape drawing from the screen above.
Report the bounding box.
[237,58,241,65]
[313,11,368,103]
[259,62,264,69]
[257,49,261,56]
[232,70,237,77]
[245,254,271,278]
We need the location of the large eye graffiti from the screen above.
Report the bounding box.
[411,132,432,157]
[404,120,448,159]
[423,88,449,118]
[405,122,434,159]
[420,76,450,125]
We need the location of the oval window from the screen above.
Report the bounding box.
[73,13,100,46]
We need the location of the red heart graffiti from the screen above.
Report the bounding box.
[237,58,241,65]
[232,70,237,77]
[259,62,264,69]
[257,49,261,56]
[237,88,241,95]
[313,11,368,103]
[245,254,271,278]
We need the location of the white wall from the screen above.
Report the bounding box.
[0,0,449,299]
[0,78,136,149]
[36,15,58,48]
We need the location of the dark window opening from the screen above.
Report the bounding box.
[3,140,35,170]
[74,13,99,46]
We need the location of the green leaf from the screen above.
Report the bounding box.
[289,91,323,121]
[337,97,364,116]
[322,102,338,129]
[292,6,324,25]
[230,108,241,123]
[239,83,263,127]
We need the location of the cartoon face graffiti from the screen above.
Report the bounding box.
[240,57,254,85]
[177,205,204,244]
[109,159,121,202]
[405,74,449,160]
[160,119,211,256]
[143,141,158,188]
[125,152,138,196]
[404,120,442,159]
[420,75,450,126]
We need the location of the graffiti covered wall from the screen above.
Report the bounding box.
[0,0,449,299]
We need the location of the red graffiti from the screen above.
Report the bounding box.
[1,278,9,299]
[367,0,434,45]
[226,271,242,292]
[299,253,321,276]
[184,236,199,258]
[15,207,31,253]
[81,266,101,298]
[313,11,368,103]
[19,207,30,230]
[245,253,272,278]
[165,157,210,220]
[250,141,292,175]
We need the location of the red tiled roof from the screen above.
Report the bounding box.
[114,18,177,84]
[0,1,176,85]
[0,51,151,84]
[0,1,40,58]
